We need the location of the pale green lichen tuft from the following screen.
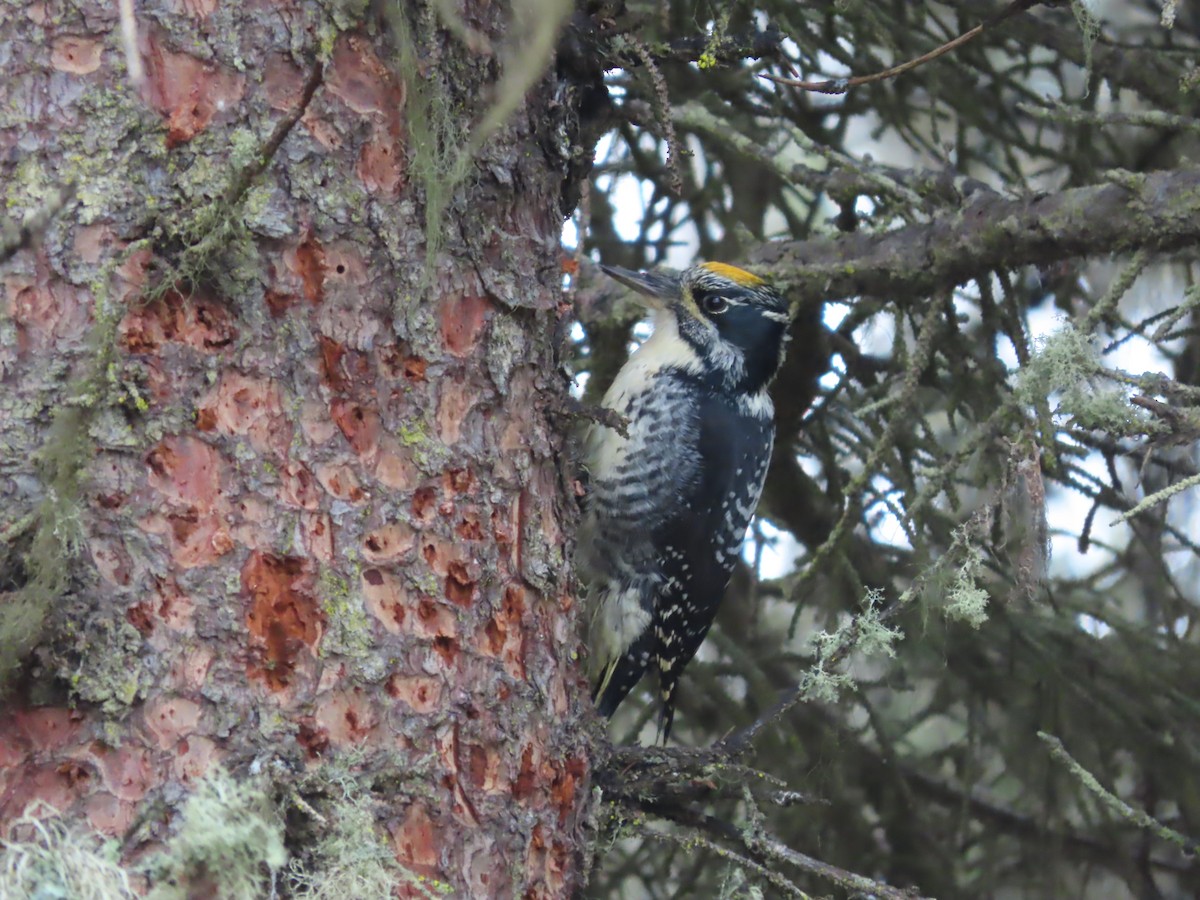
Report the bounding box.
[1014,322,1144,434]
[285,756,452,899]
[145,767,287,900]
[384,3,471,277]
[1014,322,1098,404]
[287,794,407,899]
[1070,0,1102,84]
[944,544,990,628]
[850,588,903,658]
[802,588,903,703]
[0,802,135,900]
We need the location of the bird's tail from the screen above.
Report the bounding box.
[656,680,678,744]
[592,646,648,719]
[592,657,621,717]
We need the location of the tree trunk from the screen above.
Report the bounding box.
[1,1,592,895]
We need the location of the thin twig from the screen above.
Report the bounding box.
[763,0,1053,94]
[118,0,144,89]
[606,26,786,69]
[626,38,684,196]
[642,825,814,899]
[1039,732,1200,856]
[222,61,325,207]
[643,804,929,900]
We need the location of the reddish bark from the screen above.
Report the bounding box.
[0,0,589,894]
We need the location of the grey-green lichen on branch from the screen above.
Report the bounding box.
[753,165,1200,306]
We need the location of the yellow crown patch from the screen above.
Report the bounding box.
[700,261,766,287]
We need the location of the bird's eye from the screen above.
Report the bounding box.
[701,294,729,315]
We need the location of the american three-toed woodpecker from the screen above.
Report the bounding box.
[580,261,793,739]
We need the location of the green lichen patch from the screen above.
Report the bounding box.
[61,615,150,715]
[397,420,450,472]
[318,568,377,663]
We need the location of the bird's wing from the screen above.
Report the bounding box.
[583,373,703,713]
[583,374,702,535]
[649,394,774,739]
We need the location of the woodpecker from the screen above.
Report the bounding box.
[580,261,793,740]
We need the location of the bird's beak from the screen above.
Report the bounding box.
[600,265,680,310]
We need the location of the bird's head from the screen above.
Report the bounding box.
[601,261,793,393]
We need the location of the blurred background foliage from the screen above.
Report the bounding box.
[569,1,1200,897]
